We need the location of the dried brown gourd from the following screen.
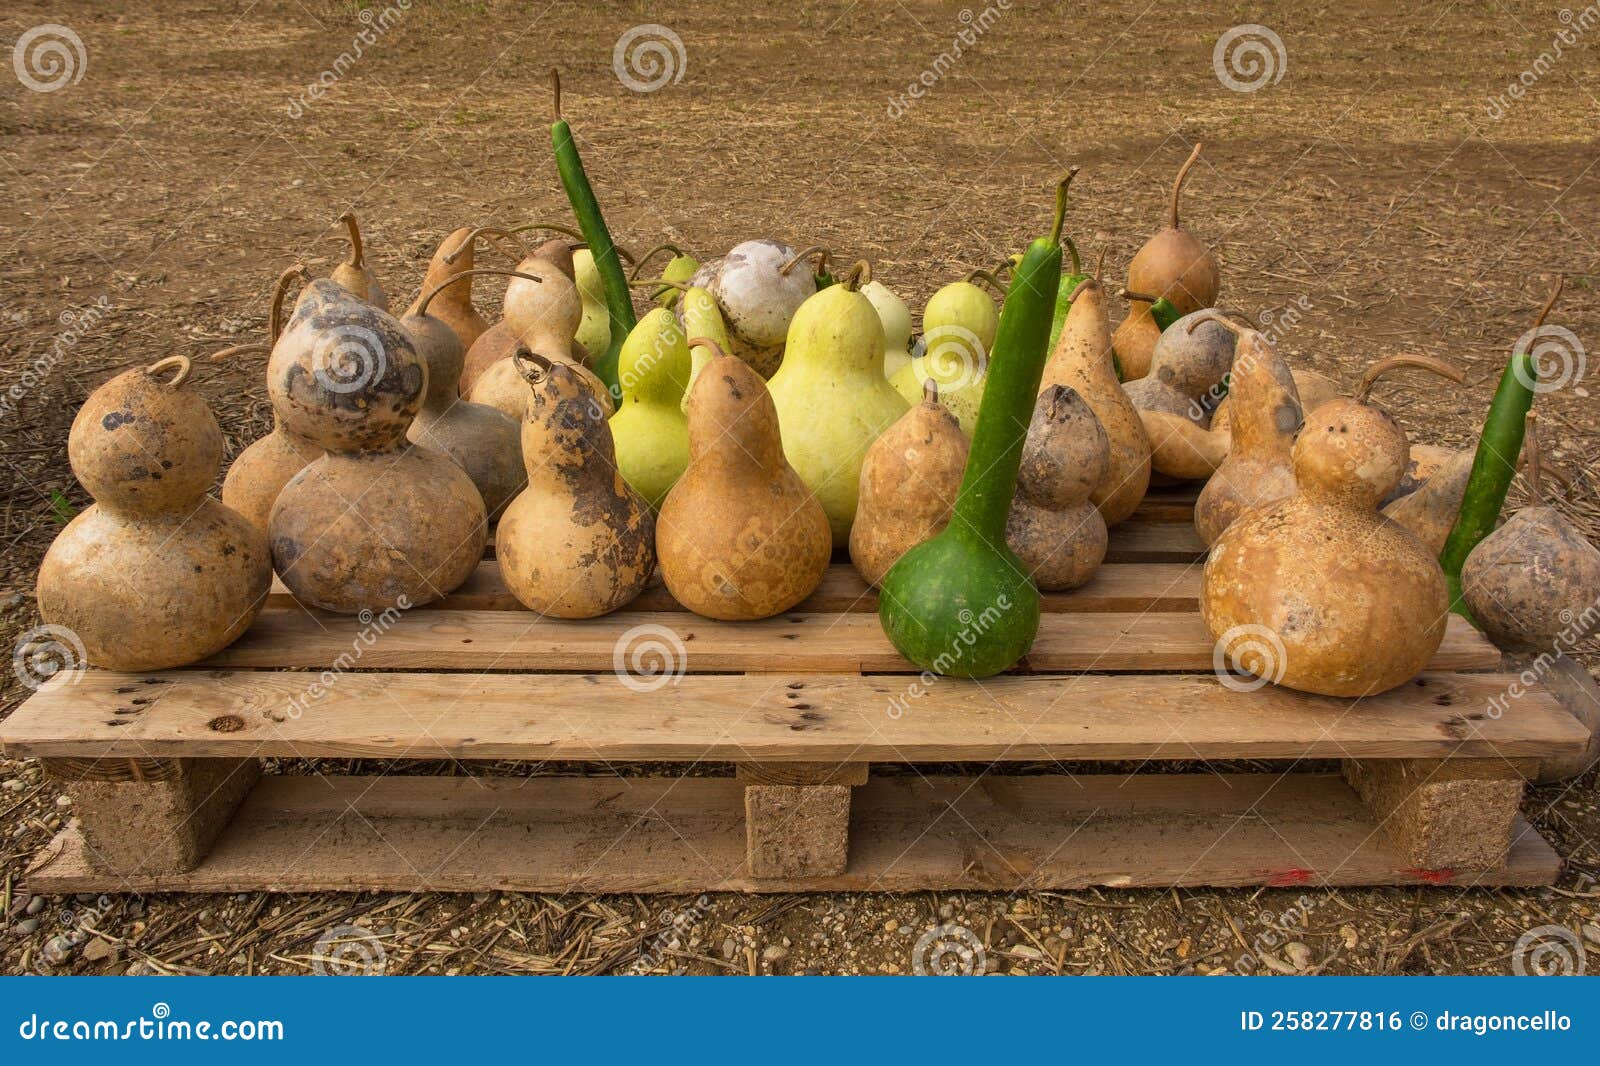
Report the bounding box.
[404,268,543,520]
[1123,305,1239,422]
[1382,447,1474,553]
[466,245,589,417]
[267,279,486,612]
[329,211,388,310]
[1385,443,1464,504]
[401,226,508,353]
[496,351,655,618]
[658,345,832,619]
[1038,278,1151,525]
[1005,385,1110,591]
[220,265,323,534]
[1202,355,1463,697]
[38,355,271,669]
[1192,316,1303,546]
[1462,416,1600,651]
[1211,367,1341,434]
[849,380,969,587]
[460,320,518,398]
[1139,409,1231,481]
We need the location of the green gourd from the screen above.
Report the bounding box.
[571,248,612,359]
[878,177,1069,678]
[1045,236,1091,355]
[611,308,692,510]
[888,272,1002,436]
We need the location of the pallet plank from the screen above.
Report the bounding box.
[22,773,1560,893]
[4,670,1583,761]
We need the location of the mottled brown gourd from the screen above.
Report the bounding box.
[1139,409,1231,481]
[496,351,655,618]
[1005,385,1109,591]
[329,212,388,310]
[1114,144,1221,380]
[1192,316,1303,546]
[1202,355,1463,697]
[459,320,518,397]
[465,245,587,415]
[1211,367,1341,435]
[403,227,494,353]
[658,346,832,620]
[220,265,323,534]
[1038,278,1151,525]
[1462,415,1600,651]
[1382,447,1475,552]
[38,355,271,670]
[1384,443,1462,504]
[849,380,969,587]
[1123,306,1238,422]
[267,279,486,612]
[404,269,543,520]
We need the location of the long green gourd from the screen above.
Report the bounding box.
[877,176,1069,678]
[550,69,636,397]
[1439,276,1563,616]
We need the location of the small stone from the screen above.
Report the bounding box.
[761,944,789,965]
[883,919,898,933]
[1285,941,1312,970]
[55,795,72,807]
[1012,944,1044,961]
[43,935,73,962]
[1583,923,1599,947]
[1341,924,1359,950]
[938,903,954,920]
[14,918,41,935]
[721,937,736,960]
[82,938,114,962]
[25,896,45,916]
[1176,936,1191,958]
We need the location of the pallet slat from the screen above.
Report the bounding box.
[22,773,1560,894]
[4,670,1582,762]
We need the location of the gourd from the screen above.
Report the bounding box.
[468,247,591,419]
[1191,316,1304,546]
[267,279,486,612]
[471,352,613,423]
[572,247,611,358]
[862,279,914,378]
[1382,447,1475,553]
[38,355,271,670]
[888,272,1002,434]
[1201,355,1463,697]
[404,269,542,520]
[496,351,655,618]
[767,262,910,545]
[1384,443,1463,504]
[879,176,1069,678]
[1123,308,1239,422]
[329,212,388,310]
[402,227,495,352]
[1139,409,1231,481]
[632,242,701,308]
[221,265,324,534]
[610,307,692,510]
[700,238,817,351]
[1212,368,1341,434]
[678,284,732,411]
[1037,276,1151,526]
[1461,416,1600,651]
[1005,385,1109,591]
[460,320,518,397]
[657,343,832,620]
[849,381,969,587]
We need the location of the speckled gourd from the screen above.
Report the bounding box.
[1005,385,1110,591]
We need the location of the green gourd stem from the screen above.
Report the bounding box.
[629,243,686,279]
[1063,236,1082,277]
[1439,276,1563,614]
[549,67,636,397]
[841,260,870,292]
[417,269,543,318]
[627,277,690,292]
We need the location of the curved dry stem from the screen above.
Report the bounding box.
[339,212,365,268]
[963,268,1005,295]
[1185,309,1246,338]
[629,243,687,279]
[145,355,193,388]
[1356,354,1466,402]
[779,245,829,276]
[550,68,562,122]
[1531,274,1565,333]
[1094,246,1106,282]
[1524,411,1543,504]
[686,336,729,361]
[514,346,555,385]
[207,342,271,363]
[1119,288,1162,304]
[269,264,311,343]
[1170,143,1203,231]
[443,226,533,266]
[842,260,872,292]
[1067,278,1096,303]
[419,269,542,317]
[1050,167,1078,245]
[628,277,690,292]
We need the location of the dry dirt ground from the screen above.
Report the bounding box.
[2,0,1599,975]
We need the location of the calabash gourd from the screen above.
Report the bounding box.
[1006,385,1110,591]
[1138,409,1231,481]
[268,279,486,612]
[329,212,388,310]
[1037,277,1151,526]
[767,262,909,546]
[849,381,970,587]
[1211,368,1341,435]
[38,355,271,670]
[678,284,733,412]
[496,351,655,618]
[879,177,1070,678]
[1384,443,1463,505]
[862,279,914,379]
[403,227,494,353]
[632,242,701,309]
[610,308,692,510]
[657,344,832,620]
[889,274,1001,434]
[572,247,611,358]
[460,320,518,398]
[1201,356,1463,697]
[1382,447,1474,553]
[1123,308,1239,422]
[702,238,817,351]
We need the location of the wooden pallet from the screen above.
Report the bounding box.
[3,488,1590,894]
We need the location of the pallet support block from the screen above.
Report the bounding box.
[1341,757,1529,870]
[42,756,260,877]
[743,780,854,878]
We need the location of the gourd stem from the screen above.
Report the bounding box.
[269,264,310,343]
[1066,278,1095,303]
[505,221,635,265]
[964,268,1005,294]
[1185,310,1246,338]
[207,342,271,363]
[779,245,829,276]
[1049,167,1078,246]
[1170,143,1203,231]
[1062,236,1081,277]
[340,212,365,268]
[1119,288,1162,304]
[513,346,556,385]
[1523,412,1543,504]
[1531,274,1564,333]
[145,355,192,388]
[686,336,728,360]
[550,68,561,122]
[842,260,871,292]
[1094,247,1106,282]
[629,243,687,279]
[990,257,1015,280]
[1355,354,1465,402]
[922,379,939,406]
[628,277,690,292]
[418,269,542,317]
[443,226,532,265]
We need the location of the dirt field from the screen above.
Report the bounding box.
[2,0,1598,975]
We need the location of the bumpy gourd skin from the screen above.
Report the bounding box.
[1462,505,1600,652]
[1202,397,1448,697]
[38,362,270,670]
[222,424,323,534]
[1006,386,1109,592]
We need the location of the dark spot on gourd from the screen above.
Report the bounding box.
[222,544,235,556]
[102,410,136,431]
[272,535,304,565]
[722,374,743,400]
[1274,402,1300,435]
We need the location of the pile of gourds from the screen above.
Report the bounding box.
[36,86,1599,701]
